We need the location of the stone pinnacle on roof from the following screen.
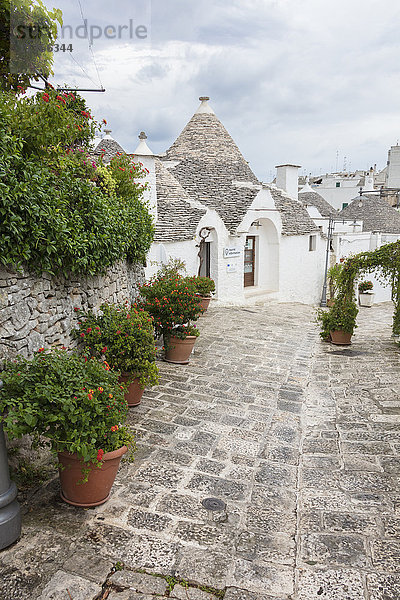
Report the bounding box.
[133,131,154,156]
[195,96,215,115]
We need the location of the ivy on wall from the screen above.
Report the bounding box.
[319,240,400,339]
[0,88,154,276]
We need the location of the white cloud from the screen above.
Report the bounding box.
[47,0,400,178]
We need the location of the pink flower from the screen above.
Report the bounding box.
[97,449,104,461]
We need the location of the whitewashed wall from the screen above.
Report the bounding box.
[278,233,326,304]
[313,185,359,211]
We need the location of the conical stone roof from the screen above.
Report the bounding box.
[299,184,337,218]
[163,97,260,233]
[93,133,125,163]
[339,194,400,233]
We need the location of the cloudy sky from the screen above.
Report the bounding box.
[45,0,400,181]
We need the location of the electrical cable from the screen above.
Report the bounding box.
[76,0,104,90]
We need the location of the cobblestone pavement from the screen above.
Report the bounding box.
[1,302,400,600]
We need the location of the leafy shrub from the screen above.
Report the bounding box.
[186,275,215,297]
[0,349,135,467]
[0,89,154,275]
[317,297,358,339]
[327,263,343,300]
[138,274,202,341]
[72,303,159,388]
[154,257,187,279]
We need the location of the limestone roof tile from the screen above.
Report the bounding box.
[299,190,337,218]
[269,188,320,236]
[154,159,206,243]
[93,137,126,163]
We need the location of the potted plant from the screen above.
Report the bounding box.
[72,303,159,407]
[358,280,374,307]
[317,296,358,345]
[186,276,215,312]
[0,348,135,507]
[138,274,202,364]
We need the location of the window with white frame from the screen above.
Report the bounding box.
[309,235,316,251]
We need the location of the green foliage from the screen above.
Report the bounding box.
[186,275,215,297]
[96,165,116,196]
[154,257,187,279]
[0,348,135,468]
[327,262,343,300]
[358,280,373,293]
[318,241,400,339]
[137,274,202,342]
[71,303,159,388]
[317,298,358,339]
[0,89,154,275]
[134,569,225,598]
[2,87,97,156]
[0,0,62,91]
[10,457,55,490]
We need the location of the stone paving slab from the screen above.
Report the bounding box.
[1,302,400,599]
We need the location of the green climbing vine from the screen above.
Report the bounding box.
[318,240,400,339]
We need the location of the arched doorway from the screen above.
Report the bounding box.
[245,218,279,292]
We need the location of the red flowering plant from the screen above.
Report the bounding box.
[0,349,135,478]
[1,88,99,160]
[137,274,203,346]
[185,275,215,298]
[71,303,159,389]
[358,280,374,293]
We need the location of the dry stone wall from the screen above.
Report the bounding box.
[0,261,144,365]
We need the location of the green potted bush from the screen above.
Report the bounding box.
[72,303,159,406]
[138,274,202,365]
[317,295,358,345]
[358,280,375,307]
[186,276,215,312]
[0,348,135,507]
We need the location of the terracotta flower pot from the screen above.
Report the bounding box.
[330,330,352,345]
[199,296,211,312]
[58,445,127,507]
[164,335,197,365]
[118,373,144,407]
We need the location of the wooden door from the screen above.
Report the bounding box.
[244,236,255,287]
[199,241,211,277]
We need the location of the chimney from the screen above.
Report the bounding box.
[275,164,301,201]
[363,167,374,192]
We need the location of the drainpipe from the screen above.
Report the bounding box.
[0,380,21,549]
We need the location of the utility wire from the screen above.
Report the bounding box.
[76,0,104,90]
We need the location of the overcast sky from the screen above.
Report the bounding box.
[46,0,400,181]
